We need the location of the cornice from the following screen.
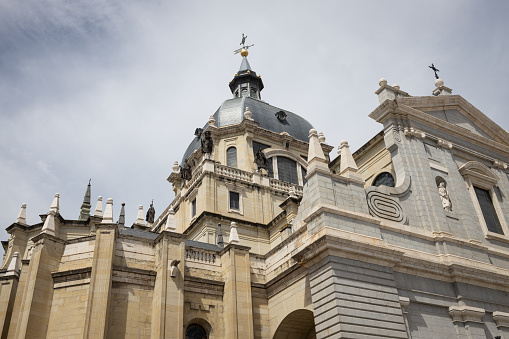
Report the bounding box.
[370,99,509,158]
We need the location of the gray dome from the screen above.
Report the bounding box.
[182,96,314,163]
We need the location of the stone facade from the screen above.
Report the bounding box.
[1,59,509,339]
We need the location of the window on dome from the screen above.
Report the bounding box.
[241,88,248,97]
[227,147,237,168]
[277,157,298,185]
[252,141,270,155]
[474,186,504,234]
[373,172,395,187]
[185,324,207,339]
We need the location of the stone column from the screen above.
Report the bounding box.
[151,231,185,339]
[11,233,64,339]
[82,224,117,339]
[220,244,254,339]
[448,305,486,339]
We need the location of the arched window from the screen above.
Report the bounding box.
[227,147,237,168]
[373,172,395,187]
[185,324,207,339]
[277,157,298,185]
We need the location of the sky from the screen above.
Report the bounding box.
[1,1,508,242]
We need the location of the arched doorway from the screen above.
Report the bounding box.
[185,323,207,339]
[273,309,316,339]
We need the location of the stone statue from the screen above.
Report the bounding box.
[146,201,155,224]
[438,182,452,212]
[255,150,269,171]
[201,130,213,154]
[180,159,192,181]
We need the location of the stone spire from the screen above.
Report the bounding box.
[118,203,126,228]
[16,203,27,225]
[307,129,329,173]
[217,223,224,248]
[164,208,176,231]
[229,222,240,244]
[135,205,146,226]
[42,209,57,236]
[102,198,114,223]
[338,140,364,182]
[50,193,60,213]
[93,196,103,217]
[79,180,92,221]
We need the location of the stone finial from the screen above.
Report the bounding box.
[79,180,92,220]
[307,129,329,172]
[101,198,114,223]
[164,208,176,231]
[118,203,126,228]
[229,222,240,244]
[217,223,224,248]
[135,205,146,225]
[50,193,60,213]
[379,78,387,87]
[244,106,253,120]
[93,196,103,217]
[318,132,326,143]
[208,115,216,126]
[392,83,400,90]
[6,252,20,273]
[433,78,452,96]
[16,203,27,225]
[338,140,364,182]
[42,209,57,236]
[172,161,180,173]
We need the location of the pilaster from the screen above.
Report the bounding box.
[220,243,254,339]
[82,223,117,339]
[0,269,19,338]
[151,231,185,339]
[448,305,486,339]
[12,233,64,339]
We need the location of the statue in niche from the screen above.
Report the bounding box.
[180,159,192,181]
[201,130,213,155]
[146,201,155,224]
[438,182,452,212]
[255,149,269,171]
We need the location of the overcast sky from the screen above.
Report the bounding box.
[1,1,508,242]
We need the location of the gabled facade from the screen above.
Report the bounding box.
[1,51,509,339]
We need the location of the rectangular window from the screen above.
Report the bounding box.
[229,191,240,211]
[277,157,299,185]
[474,186,503,234]
[191,198,196,218]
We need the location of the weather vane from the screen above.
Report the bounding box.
[234,33,254,55]
[429,63,440,79]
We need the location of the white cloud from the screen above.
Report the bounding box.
[0,1,508,241]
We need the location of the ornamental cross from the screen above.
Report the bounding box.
[234,33,254,55]
[429,63,440,79]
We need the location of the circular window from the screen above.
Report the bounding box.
[186,323,207,339]
[373,172,395,187]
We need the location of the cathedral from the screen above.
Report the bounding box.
[1,43,509,339]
